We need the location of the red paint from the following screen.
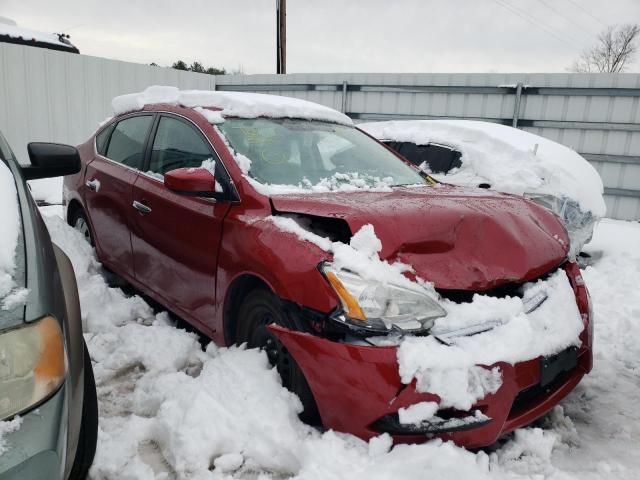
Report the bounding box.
[64,103,591,447]
[164,167,216,194]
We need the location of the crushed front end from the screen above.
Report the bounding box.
[270,261,592,448]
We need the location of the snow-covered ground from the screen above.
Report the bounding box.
[38,210,640,479]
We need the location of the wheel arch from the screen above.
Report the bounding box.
[66,198,84,226]
[223,273,274,346]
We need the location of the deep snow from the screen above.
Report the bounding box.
[3,210,638,479]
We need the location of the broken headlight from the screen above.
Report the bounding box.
[321,263,446,335]
[524,193,596,258]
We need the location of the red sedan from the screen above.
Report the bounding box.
[63,88,592,448]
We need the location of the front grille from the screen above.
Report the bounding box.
[436,267,559,304]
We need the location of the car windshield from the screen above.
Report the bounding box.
[217,118,427,190]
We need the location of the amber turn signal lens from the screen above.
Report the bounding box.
[325,271,367,321]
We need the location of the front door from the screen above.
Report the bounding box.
[129,114,231,332]
[84,114,154,274]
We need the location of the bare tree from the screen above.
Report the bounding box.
[571,24,639,73]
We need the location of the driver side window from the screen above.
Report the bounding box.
[149,116,214,176]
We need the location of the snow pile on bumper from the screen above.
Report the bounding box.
[398,269,584,411]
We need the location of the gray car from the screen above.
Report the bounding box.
[0,132,97,479]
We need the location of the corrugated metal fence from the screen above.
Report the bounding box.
[1,42,639,220]
[0,42,215,164]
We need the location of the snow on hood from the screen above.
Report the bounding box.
[0,161,22,310]
[359,120,606,217]
[112,85,353,126]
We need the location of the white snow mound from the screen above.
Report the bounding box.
[112,86,353,126]
[360,120,606,217]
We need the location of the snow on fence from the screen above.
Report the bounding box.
[1,42,639,220]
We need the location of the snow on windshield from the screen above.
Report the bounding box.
[360,120,606,217]
[216,118,425,195]
[112,85,353,126]
[0,161,24,310]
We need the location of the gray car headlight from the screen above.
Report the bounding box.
[322,264,446,335]
[524,193,595,258]
[0,316,67,420]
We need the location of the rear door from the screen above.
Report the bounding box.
[130,114,231,332]
[84,114,154,274]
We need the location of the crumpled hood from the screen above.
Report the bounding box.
[270,185,569,291]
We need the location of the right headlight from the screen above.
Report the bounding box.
[524,193,595,258]
[0,316,67,420]
[321,263,446,335]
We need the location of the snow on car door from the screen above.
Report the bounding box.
[129,114,229,335]
[84,114,154,273]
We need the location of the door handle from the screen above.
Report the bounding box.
[132,200,152,214]
[85,179,100,191]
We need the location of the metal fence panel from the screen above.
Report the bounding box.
[0,43,215,165]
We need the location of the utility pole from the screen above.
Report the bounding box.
[276,0,286,74]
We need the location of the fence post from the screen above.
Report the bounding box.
[341,81,348,113]
[512,82,523,128]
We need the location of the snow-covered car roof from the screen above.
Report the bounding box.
[360,119,606,217]
[112,86,353,126]
[0,17,78,52]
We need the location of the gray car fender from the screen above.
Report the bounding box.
[52,244,84,478]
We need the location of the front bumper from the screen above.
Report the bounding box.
[271,262,593,448]
[0,386,66,480]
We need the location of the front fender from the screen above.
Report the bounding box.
[217,213,340,321]
[52,245,84,477]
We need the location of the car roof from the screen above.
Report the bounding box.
[111,86,353,126]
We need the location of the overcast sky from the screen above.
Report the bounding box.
[1,0,639,74]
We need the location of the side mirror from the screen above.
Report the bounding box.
[164,167,217,197]
[22,143,81,180]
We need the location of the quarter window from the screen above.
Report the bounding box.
[149,116,213,176]
[105,115,153,169]
[95,124,114,156]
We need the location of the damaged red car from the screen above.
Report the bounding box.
[63,87,592,448]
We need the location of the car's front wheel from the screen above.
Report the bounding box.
[68,341,98,480]
[236,288,320,425]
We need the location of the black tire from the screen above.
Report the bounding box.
[68,208,93,246]
[236,288,320,425]
[68,341,98,480]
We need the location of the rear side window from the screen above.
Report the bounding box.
[387,141,462,174]
[149,116,213,176]
[105,115,153,169]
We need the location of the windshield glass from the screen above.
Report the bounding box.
[217,118,426,190]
